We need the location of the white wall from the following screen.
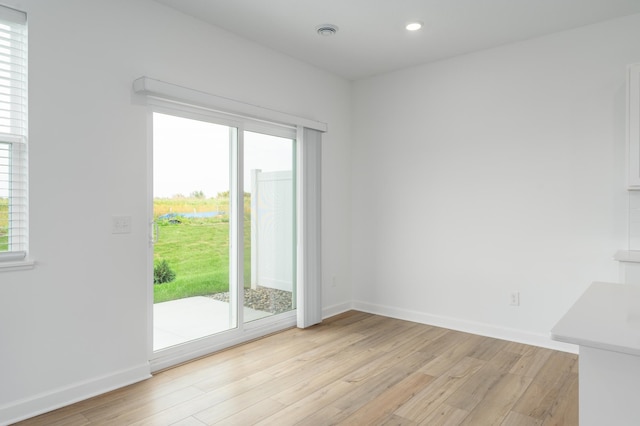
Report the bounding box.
[351,14,640,348]
[5,0,639,422]
[0,0,352,423]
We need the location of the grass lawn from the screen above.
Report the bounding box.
[153,196,251,304]
[0,197,7,251]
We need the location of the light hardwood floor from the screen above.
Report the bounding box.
[16,311,578,425]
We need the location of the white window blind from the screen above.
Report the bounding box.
[0,6,27,262]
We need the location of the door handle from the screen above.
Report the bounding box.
[150,221,159,244]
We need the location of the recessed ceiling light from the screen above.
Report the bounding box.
[316,24,339,36]
[406,21,423,31]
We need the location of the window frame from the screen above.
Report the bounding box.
[0,5,31,271]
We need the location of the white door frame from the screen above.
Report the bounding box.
[145,103,298,372]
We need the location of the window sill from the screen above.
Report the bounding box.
[0,259,36,272]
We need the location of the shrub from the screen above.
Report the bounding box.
[154,259,176,284]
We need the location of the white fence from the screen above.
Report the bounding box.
[250,169,294,292]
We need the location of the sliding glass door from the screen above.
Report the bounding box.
[150,111,296,353]
[243,131,296,323]
[152,112,236,350]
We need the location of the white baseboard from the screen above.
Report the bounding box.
[351,300,578,354]
[0,363,151,426]
[322,302,352,319]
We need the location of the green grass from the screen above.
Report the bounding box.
[0,197,8,251]
[153,196,252,304]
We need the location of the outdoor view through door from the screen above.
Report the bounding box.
[152,112,295,351]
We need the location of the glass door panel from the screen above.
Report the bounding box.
[243,131,296,323]
[152,112,235,351]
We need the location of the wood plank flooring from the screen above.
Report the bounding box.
[16,311,578,425]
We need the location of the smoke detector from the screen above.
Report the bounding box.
[316,24,339,36]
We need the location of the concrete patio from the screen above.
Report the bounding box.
[153,296,273,350]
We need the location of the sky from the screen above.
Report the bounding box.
[153,112,293,198]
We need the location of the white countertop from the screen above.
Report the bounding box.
[614,250,640,263]
[551,282,640,356]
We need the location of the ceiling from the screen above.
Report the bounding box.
[154,0,640,80]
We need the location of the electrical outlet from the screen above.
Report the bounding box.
[510,292,520,306]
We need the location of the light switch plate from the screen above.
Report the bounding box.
[112,216,132,234]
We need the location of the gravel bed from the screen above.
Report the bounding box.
[208,286,293,314]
